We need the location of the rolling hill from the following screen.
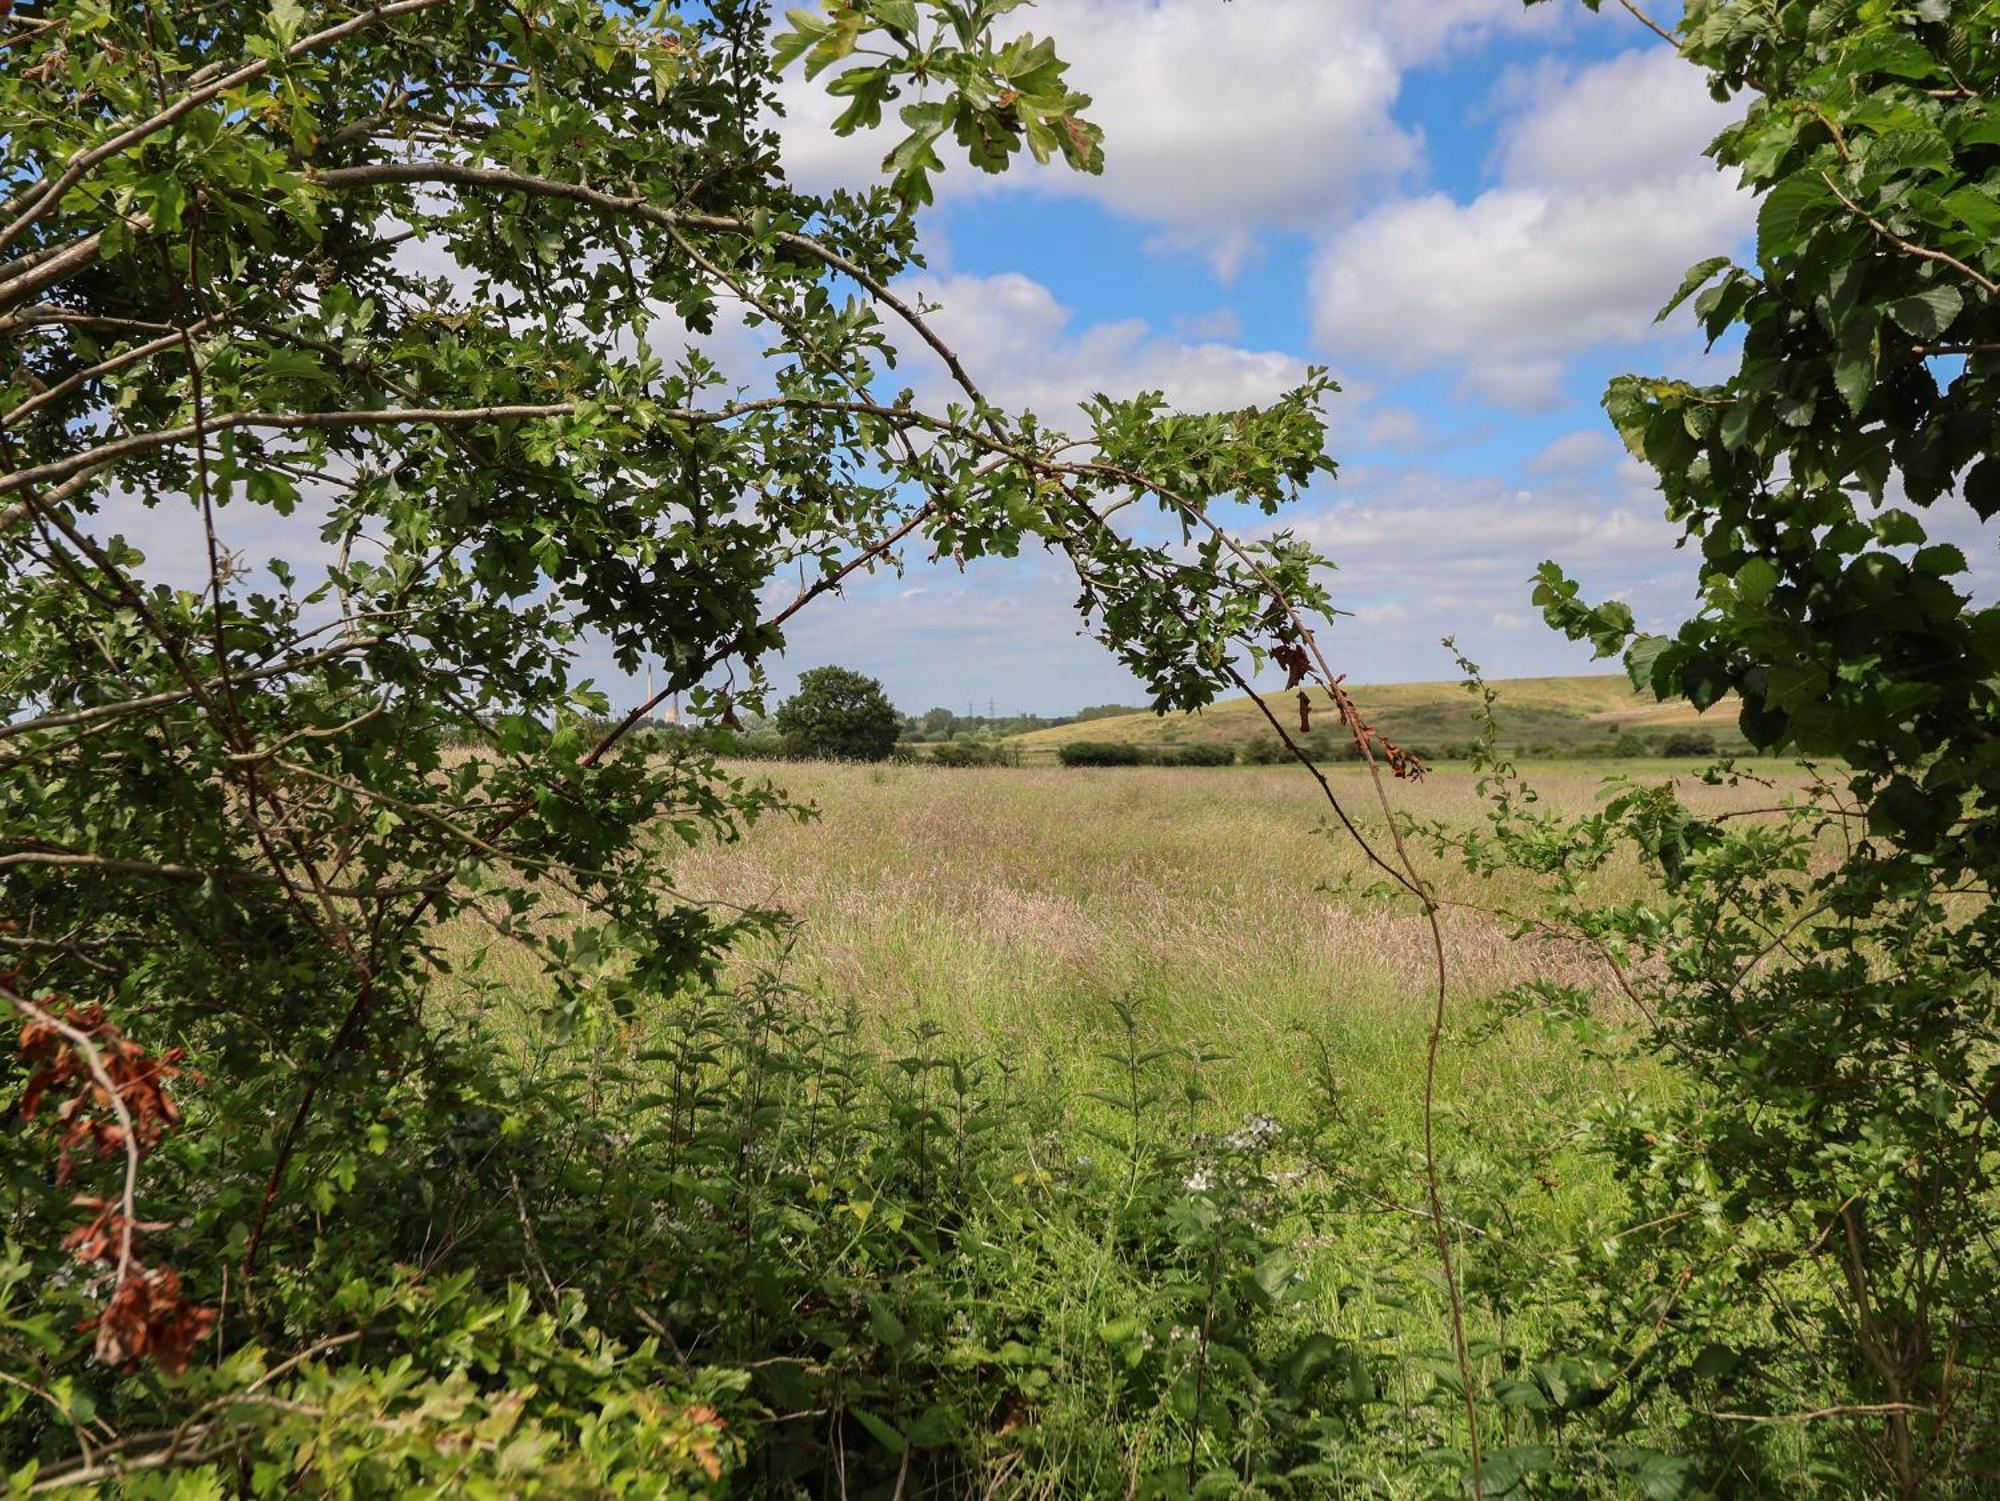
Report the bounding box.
[1006,674,1739,764]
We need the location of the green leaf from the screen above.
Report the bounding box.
[1873,509,1926,546]
[883,101,951,204]
[1833,337,1877,415]
[1843,28,1939,82]
[1885,284,1962,339]
[866,1299,908,1348]
[873,0,919,34]
[1913,543,1967,576]
[851,1407,906,1455]
[1656,256,1732,323]
[1252,1248,1295,1301]
[1624,633,1673,694]
[1735,556,1779,604]
[770,17,825,74]
[1757,175,1826,260]
[1964,456,2000,522]
[1942,186,2000,236]
[267,0,306,46]
[1633,1452,1701,1501]
[1861,127,1951,184]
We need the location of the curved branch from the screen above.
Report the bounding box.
[1820,170,2000,299]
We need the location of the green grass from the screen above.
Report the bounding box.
[428,755,1815,1491]
[657,753,1769,1186]
[461,752,1791,1242]
[1004,674,1741,764]
[663,759,1757,1454]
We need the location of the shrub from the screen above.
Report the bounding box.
[930,741,1015,768]
[1660,729,1716,758]
[776,666,903,762]
[1058,741,1144,767]
[732,730,794,761]
[1163,743,1236,767]
[1239,739,1291,765]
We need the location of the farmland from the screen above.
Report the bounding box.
[1003,675,1741,764]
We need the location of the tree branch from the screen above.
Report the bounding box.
[1821,170,2000,299]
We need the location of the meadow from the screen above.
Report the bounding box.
[431,754,1816,1494]
[673,756,1770,1052]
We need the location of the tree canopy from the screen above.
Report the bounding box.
[776,665,901,760]
[1535,0,1999,860]
[0,2,1346,1482]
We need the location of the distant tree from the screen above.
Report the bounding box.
[1075,703,1146,722]
[777,668,902,761]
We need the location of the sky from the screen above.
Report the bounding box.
[93,0,1770,720]
[756,0,1759,716]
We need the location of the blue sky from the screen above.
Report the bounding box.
[758,0,1759,716]
[101,0,1763,721]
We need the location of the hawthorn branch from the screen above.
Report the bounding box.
[3,305,236,430]
[0,637,385,747]
[0,394,972,500]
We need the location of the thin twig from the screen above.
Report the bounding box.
[1820,170,2000,298]
[1616,0,1682,49]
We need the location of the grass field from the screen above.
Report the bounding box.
[1004,674,1741,764]
[435,754,1815,1490]
[655,757,1776,1472]
[660,754,1776,1172]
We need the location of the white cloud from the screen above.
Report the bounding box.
[885,269,1447,469]
[775,0,1565,273]
[1266,455,1695,679]
[1308,47,1751,407]
[1494,46,1728,191]
[893,269,1310,423]
[1528,429,1624,476]
[1364,0,1568,66]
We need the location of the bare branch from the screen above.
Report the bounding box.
[1616,0,1681,49]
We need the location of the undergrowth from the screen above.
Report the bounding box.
[5,964,1835,1498]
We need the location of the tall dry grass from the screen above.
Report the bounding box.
[648,758,1783,1122]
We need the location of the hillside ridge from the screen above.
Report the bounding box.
[1005,673,1735,763]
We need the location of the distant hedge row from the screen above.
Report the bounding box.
[1056,729,1726,768]
[1057,741,1237,767]
[609,724,1729,768]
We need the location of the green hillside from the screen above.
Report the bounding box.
[1008,674,1740,764]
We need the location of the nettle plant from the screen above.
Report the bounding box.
[0,0,1411,1489]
